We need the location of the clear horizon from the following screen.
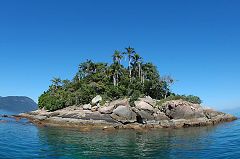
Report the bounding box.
[0,0,240,109]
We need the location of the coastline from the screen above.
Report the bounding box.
[17,111,237,131]
[15,98,237,131]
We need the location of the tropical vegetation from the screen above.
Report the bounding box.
[38,47,201,111]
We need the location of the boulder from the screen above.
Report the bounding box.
[91,95,102,105]
[98,105,115,114]
[153,111,170,121]
[83,104,92,110]
[132,107,153,123]
[204,109,237,123]
[134,101,155,113]
[139,96,156,107]
[111,106,137,124]
[219,114,237,122]
[109,98,129,107]
[161,100,206,119]
[133,101,158,123]
[137,110,155,123]
[204,109,225,119]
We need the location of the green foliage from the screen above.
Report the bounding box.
[157,95,202,107]
[129,90,141,107]
[38,46,201,111]
[184,95,202,104]
[38,91,65,111]
[38,92,49,109]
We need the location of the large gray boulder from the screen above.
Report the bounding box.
[134,101,155,113]
[204,109,225,119]
[203,109,237,122]
[161,100,206,119]
[131,107,153,123]
[98,105,115,114]
[133,101,156,123]
[109,98,129,107]
[111,106,137,124]
[99,98,129,114]
[132,107,169,123]
[137,110,154,123]
[153,111,170,121]
[91,95,102,105]
[139,96,156,107]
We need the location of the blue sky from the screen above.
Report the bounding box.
[0,0,240,109]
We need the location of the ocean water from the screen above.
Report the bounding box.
[0,109,239,159]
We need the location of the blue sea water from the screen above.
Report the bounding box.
[0,109,239,159]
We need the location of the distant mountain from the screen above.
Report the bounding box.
[0,96,38,113]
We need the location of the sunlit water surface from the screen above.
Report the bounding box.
[0,109,239,159]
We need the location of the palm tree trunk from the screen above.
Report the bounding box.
[143,73,145,84]
[138,63,141,79]
[129,59,132,82]
[113,74,116,86]
[116,73,119,86]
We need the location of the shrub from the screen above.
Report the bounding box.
[157,95,202,106]
[129,90,141,107]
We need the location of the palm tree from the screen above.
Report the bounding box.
[89,60,97,73]
[78,60,89,76]
[141,63,152,84]
[131,53,143,79]
[110,63,122,86]
[51,77,62,91]
[112,51,124,86]
[105,67,112,80]
[123,46,135,81]
[112,50,123,64]
[62,79,70,90]
[78,59,96,76]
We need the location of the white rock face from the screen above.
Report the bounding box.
[91,95,102,105]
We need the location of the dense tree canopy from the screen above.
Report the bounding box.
[39,47,201,111]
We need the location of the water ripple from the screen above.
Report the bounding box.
[1,110,240,158]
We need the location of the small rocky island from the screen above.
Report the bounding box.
[19,96,236,130]
[18,47,237,130]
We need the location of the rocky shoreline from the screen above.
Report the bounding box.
[16,96,237,130]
